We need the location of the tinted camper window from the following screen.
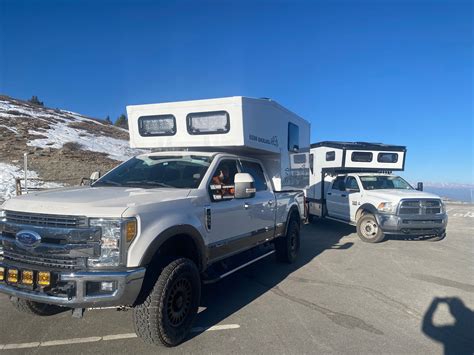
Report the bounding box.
[326,151,335,161]
[288,123,300,152]
[351,152,373,162]
[377,153,398,163]
[138,115,176,137]
[187,111,230,135]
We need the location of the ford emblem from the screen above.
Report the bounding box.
[16,230,42,247]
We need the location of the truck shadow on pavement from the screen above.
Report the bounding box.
[422,297,474,355]
[190,220,355,341]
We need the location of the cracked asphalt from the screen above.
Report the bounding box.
[0,202,473,354]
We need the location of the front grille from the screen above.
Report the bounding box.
[3,250,81,270]
[5,211,87,228]
[399,200,442,215]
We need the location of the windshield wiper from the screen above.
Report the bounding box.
[123,181,175,188]
[94,179,122,186]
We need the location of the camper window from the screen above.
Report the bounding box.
[187,111,230,135]
[209,159,239,201]
[138,115,176,137]
[351,152,373,162]
[326,151,335,161]
[288,122,300,152]
[240,160,267,191]
[377,152,398,163]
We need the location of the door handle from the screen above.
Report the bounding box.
[341,194,347,198]
[327,192,332,196]
[268,200,274,205]
[244,202,250,209]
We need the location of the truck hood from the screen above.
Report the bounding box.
[364,189,441,202]
[2,186,191,217]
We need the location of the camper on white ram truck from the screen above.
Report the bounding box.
[306,141,447,243]
[0,97,310,347]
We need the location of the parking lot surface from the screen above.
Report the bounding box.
[0,203,473,354]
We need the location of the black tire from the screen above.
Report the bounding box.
[356,213,385,243]
[11,298,65,316]
[275,219,300,263]
[133,258,201,347]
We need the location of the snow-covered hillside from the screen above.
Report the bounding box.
[0,95,142,203]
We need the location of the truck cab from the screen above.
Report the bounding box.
[306,142,447,243]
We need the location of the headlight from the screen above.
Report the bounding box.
[0,209,6,220]
[440,200,446,214]
[88,218,137,268]
[377,202,397,214]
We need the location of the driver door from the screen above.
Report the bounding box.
[205,158,254,261]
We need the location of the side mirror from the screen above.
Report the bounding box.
[416,182,423,191]
[90,171,101,183]
[234,173,256,199]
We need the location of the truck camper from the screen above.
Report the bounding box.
[0,97,310,347]
[306,141,447,243]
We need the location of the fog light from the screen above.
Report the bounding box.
[22,270,34,285]
[7,269,18,283]
[0,267,4,281]
[37,271,50,286]
[100,281,115,292]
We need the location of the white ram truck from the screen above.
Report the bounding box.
[306,142,447,243]
[0,97,309,346]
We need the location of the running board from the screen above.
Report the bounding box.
[325,216,356,226]
[203,246,275,284]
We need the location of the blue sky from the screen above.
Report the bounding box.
[0,0,472,184]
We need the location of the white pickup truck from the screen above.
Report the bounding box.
[0,97,309,347]
[306,142,448,243]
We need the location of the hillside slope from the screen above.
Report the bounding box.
[0,95,141,201]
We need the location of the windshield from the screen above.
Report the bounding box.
[93,155,212,189]
[359,175,413,190]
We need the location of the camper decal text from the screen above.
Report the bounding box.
[249,134,279,147]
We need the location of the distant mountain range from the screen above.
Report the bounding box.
[422,182,474,203]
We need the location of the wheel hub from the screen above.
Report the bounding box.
[167,278,192,327]
[362,219,378,238]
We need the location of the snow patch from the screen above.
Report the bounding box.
[0,162,63,203]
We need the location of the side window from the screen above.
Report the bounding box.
[209,160,239,201]
[326,151,335,161]
[345,177,360,191]
[378,153,398,163]
[331,176,346,191]
[240,160,267,191]
[351,152,373,162]
[288,122,299,152]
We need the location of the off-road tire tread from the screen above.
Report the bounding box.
[275,219,300,263]
[133,258,200,347]
[12,298,64,316]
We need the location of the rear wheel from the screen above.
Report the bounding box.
[11,298,65,316]
[356,213,385,243]
[275,219,300,263]
[133,258,201,347]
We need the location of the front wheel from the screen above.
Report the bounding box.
[275,219,300,263]
[11,298,65,316]
[356,213,385,243]
[133,258,201,347]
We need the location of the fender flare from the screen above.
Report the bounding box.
[355,203,378,222]
[284,204,301,236]
[138,225,207,271]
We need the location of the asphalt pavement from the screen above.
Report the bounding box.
[0,203,473,354]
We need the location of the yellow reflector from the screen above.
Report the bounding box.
[22,270,34,285]
[37,271,51,286]
[0,267,4,281]
[7,269,18,283]
[125,220,137,243]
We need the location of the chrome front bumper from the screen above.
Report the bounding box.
[377,213,448,235]
[0,267,146,308]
